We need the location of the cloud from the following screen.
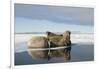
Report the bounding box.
[15,3,94,26]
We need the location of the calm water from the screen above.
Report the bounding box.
[15,42,94,65]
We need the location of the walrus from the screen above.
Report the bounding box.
[27,31,71,61]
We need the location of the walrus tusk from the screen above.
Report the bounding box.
[28,46,70,51]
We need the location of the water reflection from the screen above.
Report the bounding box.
[28,49,49,59]
[27,46,71,61]
[15,42,94,65]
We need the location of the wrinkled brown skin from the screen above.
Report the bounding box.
[27,31,71,61]
[46,31,71,61]
[46,31,71,46]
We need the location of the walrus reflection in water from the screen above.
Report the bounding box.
[27,31,71,61]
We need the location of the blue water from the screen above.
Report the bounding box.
[15,42,94,65]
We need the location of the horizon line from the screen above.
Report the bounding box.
[14,31,94,34]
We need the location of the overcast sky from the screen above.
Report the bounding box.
[15,3,94,33]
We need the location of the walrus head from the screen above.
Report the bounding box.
[46,31,71,46]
